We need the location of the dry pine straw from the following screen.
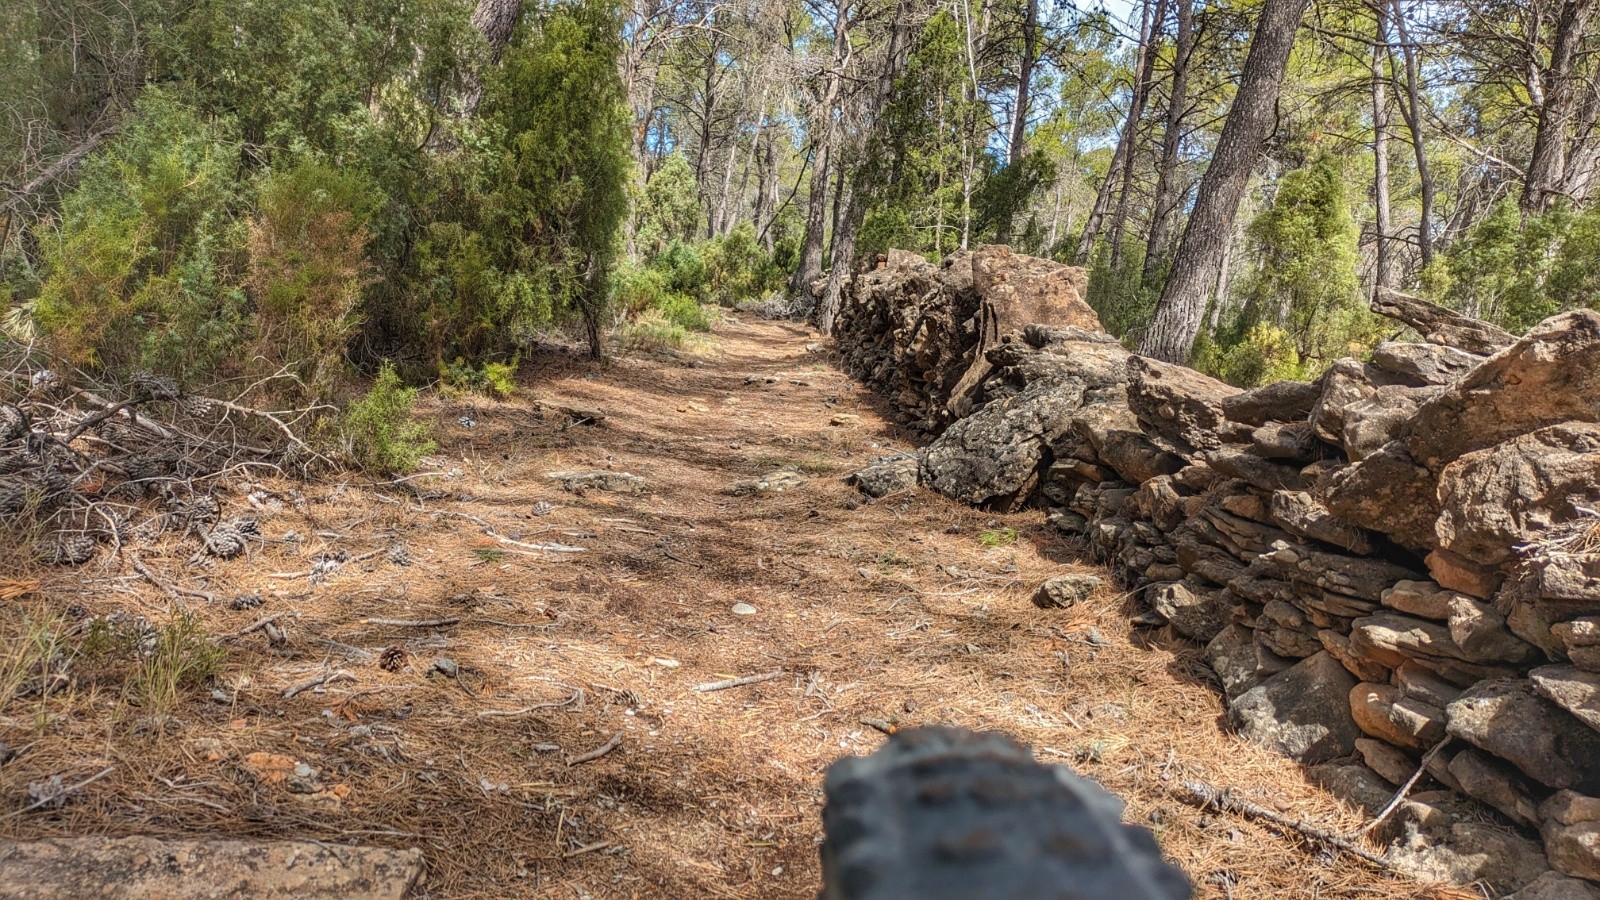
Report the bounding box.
[0,317,1483,899]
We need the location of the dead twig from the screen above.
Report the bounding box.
[693,670,784,693]
[564,732,623,766]
[363,616,460,628]
[130,553,215,604]
[283,670,356,699]
[1167,780,1394,871]
[222,611,299,641]
[477,689,584,718]
[1351,738,1451,839]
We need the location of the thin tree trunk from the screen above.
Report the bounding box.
[1144,0,1194,280]
[1074,138,1128,263]
[1371,7,1394,289]
[817,0,917,333]
[1139,0,1312,363]
[790,0,852,299]
[996,0,1039,244]
[1388,0,1433,268]
[1522,0,1597,214]
[1109,0,1170,270]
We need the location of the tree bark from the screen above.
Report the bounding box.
[1144,0,1194,279]
[1109,0,1170,270]
[472,0,523,62]
[790,0,853,300]
[1521,0,1597,215]
[996,0,1039,245]
[1371,5,1394,288]
[1138,0,1312,363]
[1388,0,1433,268]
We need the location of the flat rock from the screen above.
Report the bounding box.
[0,837,423,899]
[1351,612,1521,685]
[1310,762,1394,815]
[1126,355,1241,455]
[1449,594,1540,663]
[1203,447,1306,492]
[848,453,922,498]
[545,470,647,493]
[1270,490,1372,555]
[1222,379,1322,426]
[1446,679,1600,793]
[1426,548,1505,599]
[1436,423,1600,567]
[727,468,806,496]
[1148,580,1229,643]
[1323,441,1442,550]
[1228,651,1361,764]
[1448,747,1544,826]
[1205,624,1265,701]
[1355,737,1418,786]
[1386,821,1550,895]
[1034,573,1103,609]
[1368,341,1483,387]
[1349,681,1447,751]
[1381,581,1453,621]
[1530,665,1600,734]
[1250,421,1328,463]
[1406,310,1600,471]
[1342,385,1441,462]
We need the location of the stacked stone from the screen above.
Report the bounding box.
[839,254,1600,894]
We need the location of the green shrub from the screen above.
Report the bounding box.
[1194,322,1309,388]
[132,614,226,713]
[247,159,378,399]
[617,309,693,351]
[343,361,436,474]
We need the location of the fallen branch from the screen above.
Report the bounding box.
[477,690,584,719]
[491,533,587,554]
[363,616,460,628]
[283,670,356,699]
[1352,738,1451,839]
[565,732,623,766]
[693,670,784,693]
[223,611,299,641]
[1167,779,1393,871]
[130,554,215,604]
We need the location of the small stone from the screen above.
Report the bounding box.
[730,603,757,616]
[1034,574,1103,609]
[1542,791,1600,883]
[1349,682,1447,751]
[829,414,860,426]
[1354,738,1417,786]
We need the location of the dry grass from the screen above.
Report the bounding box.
[0,315,1487,898]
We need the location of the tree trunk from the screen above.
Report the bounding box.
[472,0,523,61]
[1074,137,1128,263]
[817,0,917,334]
[1522,0,1597,215]
[1371,6,1394,289]
[996,0,1039,244]
[1388,0,1433,268]
[1109,0,1170,271]
[1144,0,1194,280]
[1139,0,1312,363]
[789,0,853,300]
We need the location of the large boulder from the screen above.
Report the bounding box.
[1222,379,1322,426]
[1405,310,1600,471]
[1435,423,1600,567]
[1445,679,1600,794]
[1227,651,1362,764]
[923,375,1089,508]
[1322,441,1442,550]
[1126,356,1243,455]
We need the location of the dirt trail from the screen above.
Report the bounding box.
[2,317,1470,898]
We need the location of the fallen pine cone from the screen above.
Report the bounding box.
[378,646,409,672]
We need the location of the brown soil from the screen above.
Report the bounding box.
[0,316,1477,898]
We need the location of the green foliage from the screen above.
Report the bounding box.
[634,152,702,256]
[700,224,782,306]
[1432,199,1600,333]
[248,160,378,398]
[1085,243,1159,343]
[342,361,436,474]
[978,527,1018,548]
[132,614,227,714]
[33,90,247,377]
[1193,322,1309,387]
[484,0,632,356]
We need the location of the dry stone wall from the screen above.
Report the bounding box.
[837,249,1600,897]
